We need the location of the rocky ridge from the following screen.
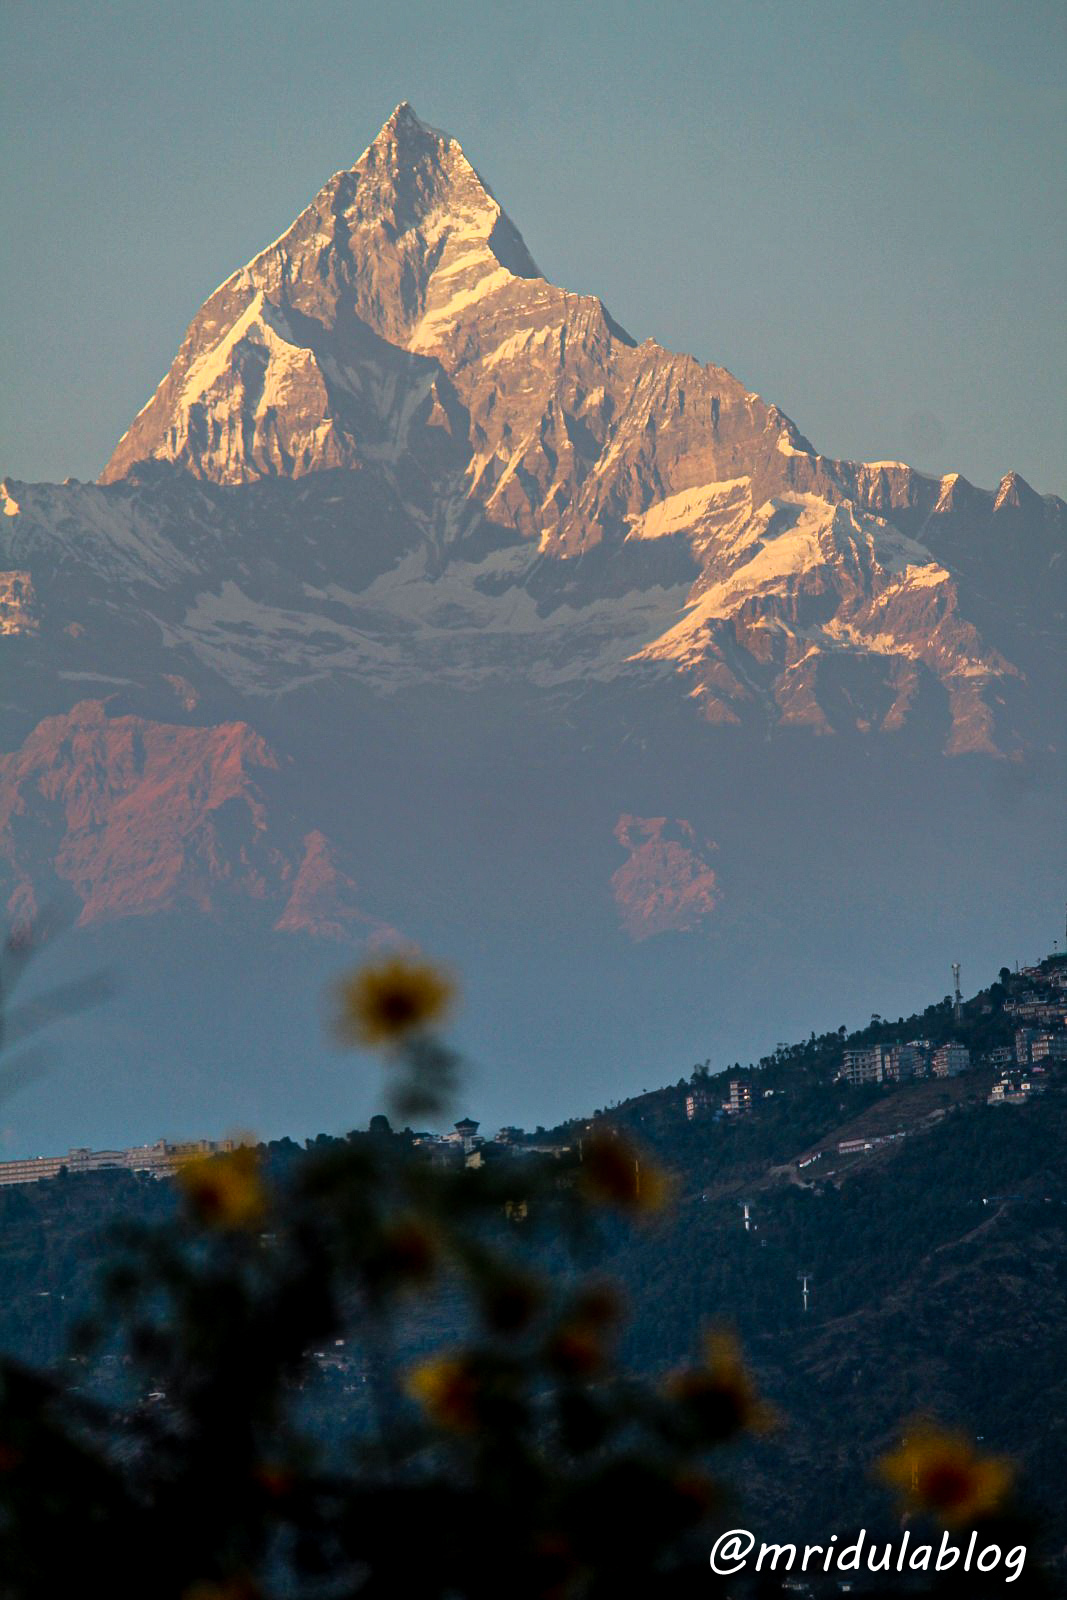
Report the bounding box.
[0,104,1064,949]
[0,701,382,938]
[26,103,1050,753]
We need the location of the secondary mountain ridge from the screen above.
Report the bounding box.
[4,104,1062,758]
[0,104,1062,1152]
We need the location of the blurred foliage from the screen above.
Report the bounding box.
[0,910,113,1104]
[0,948,1057,1597]
[876,1424,1014,1528]
[0,952,764,1598]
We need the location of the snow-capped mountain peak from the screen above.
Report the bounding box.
[101,104,547,486]
[12,106,1061,759]
[2,106,1064,1161]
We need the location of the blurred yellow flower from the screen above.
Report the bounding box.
[877,1423,1013,1525]
[546,1319,605,1376]
[667,1329,774,1437]
[335,956,454,1047]
[579,1130,670,1212]
[570,1281,623,1329]
[181,1578,259,1600]
[377,1215,438,1283]
[407,1352,481,1432]
[176,1145,267,1231]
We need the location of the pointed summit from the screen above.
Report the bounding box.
[993,470,1040,515]
[339,99,542,293]
[101,105,542,483]
[375,100,441,141]
[357,99,455,172]
[385,98,423,127]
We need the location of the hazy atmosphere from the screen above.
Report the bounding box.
[3,5,1066,1592]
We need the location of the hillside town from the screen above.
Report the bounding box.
[1,954,1063,1189]
[684,956,1067,1123]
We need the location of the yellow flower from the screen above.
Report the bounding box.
[877,1424,1014,1525]
[546,1320,606,1377]
[407,1352,481,1432]
[579,1130,670,1212]
[181,1579,259,1600]
[667,1329,774,1438]
[335,956,454,1047]
[176,1146,267,1231]
[251,1461,294,1500]
[375,1215,438,1284]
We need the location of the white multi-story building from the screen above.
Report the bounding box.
[0,1137,239,1188]
[839,1047,884,1086]
[685,1089,713,1121]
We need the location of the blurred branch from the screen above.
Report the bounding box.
[1,973,117,1054]
[0,907,115,1104]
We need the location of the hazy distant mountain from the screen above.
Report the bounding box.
[1,105,1063,1153]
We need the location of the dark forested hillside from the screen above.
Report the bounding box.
[2,960,1065,1580]
[600,1094,1066,1545]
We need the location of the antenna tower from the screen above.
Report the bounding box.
[951,962,962,1026]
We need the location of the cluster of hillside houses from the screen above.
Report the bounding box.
[834,962,1066,1106]
[0,1137,241,1190]
[683,961,1066,1123]
[3,964,1063,1188]
[684,1077,753,1122]
[0,1118,552,1190]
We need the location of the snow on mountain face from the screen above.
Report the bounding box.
[4,104,1066,759]
[631,495,1018,753]
[102,102,541,489]
[1,106,1065,1158]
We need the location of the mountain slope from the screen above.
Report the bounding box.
[0,700,383,938]
[45,103,1054,752]
[0,104,1063,1155]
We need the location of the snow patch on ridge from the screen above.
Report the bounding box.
[180,291,302,406]
[409,266,514,350]
[160,551,692,696]
[630,495,959,672]
[626,478,751,541]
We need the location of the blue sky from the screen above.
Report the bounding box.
[2,0,1064,494]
